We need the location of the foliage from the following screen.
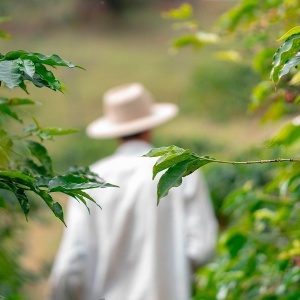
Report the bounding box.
[0,23,116,299]
[145,145,299,204]
[155,1,300,299]
[0,45,117,224]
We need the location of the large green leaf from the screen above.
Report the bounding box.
[152,149,193,179]
[156,157,213,203]
[271,32,300,84]
[145,146,215,202]
[19,59,35,78]
[144,145,185,157]
[16,188,30,220]
[0,60,22,89]
[277,26,300,41]
[34,63,61,91]
[37,190,66,225]
[279,52,300,79]
[48,174,109,192]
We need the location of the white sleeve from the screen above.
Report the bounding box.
[183,171,218,269]
[48,199,89,300]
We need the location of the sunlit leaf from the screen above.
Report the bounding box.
[217,0,257,32]
[0,171,36,183]
[19,59,35,78]
[279,52,300,78]
[271,33,300,84]
[172,32,219,49]
[144,145,185,158]
[277,26,300,41]
[249,81,274,111]
[156,156,213,203]
[214,50,242,63]
[162,3,193,20]
[0,60,22,89]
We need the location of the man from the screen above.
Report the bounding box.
[49,83,218,300]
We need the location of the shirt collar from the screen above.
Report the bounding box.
[115,140,153,157]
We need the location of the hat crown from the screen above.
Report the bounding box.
[104,83,153,123]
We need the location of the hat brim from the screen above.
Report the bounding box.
[86,103,178,139]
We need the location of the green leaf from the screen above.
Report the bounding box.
[0,104,22,122]
[23,123,78,141]
[34,63,61,91]
[26,140,53,176]
[217,0,257,32]
[16,188,30,220]
[0,51,79,68]
[279,52,300,78]
[0,29,10,39]
[52,202,66,225]
[0,171,36,183]
[153,150,192,179]
[0,181,13,192]
[0,60,22,89]
[0,50,27,60]
[162,3,193,20]
[65,189,102,213]
[271,33,300,84]
[249,81,274,111]
[37,190,66,225]
[19,59,35,78]
[277,26,300,41]
[225,232,247,257]
[290,70,300,85]
[267,117,300,147]
[21,52,76,68]
[48,174,107,192]
[173,35,205,49]
[156,157,213,203]
[144,145,185,158]
[40,127,78,136]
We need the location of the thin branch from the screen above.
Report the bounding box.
[205,158,300,165]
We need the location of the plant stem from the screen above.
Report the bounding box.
[206,158,300,165]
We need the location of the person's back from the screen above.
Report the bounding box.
[49,83,218,300]
[50,140,217,300]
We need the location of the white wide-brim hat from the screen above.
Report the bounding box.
[86,82,178,139]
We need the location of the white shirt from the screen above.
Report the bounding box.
[49,140,218,300]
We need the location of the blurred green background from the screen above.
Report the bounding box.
[0,0,280,298]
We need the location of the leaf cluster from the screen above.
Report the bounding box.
[0,29,115,225]
[0,50,83,93]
